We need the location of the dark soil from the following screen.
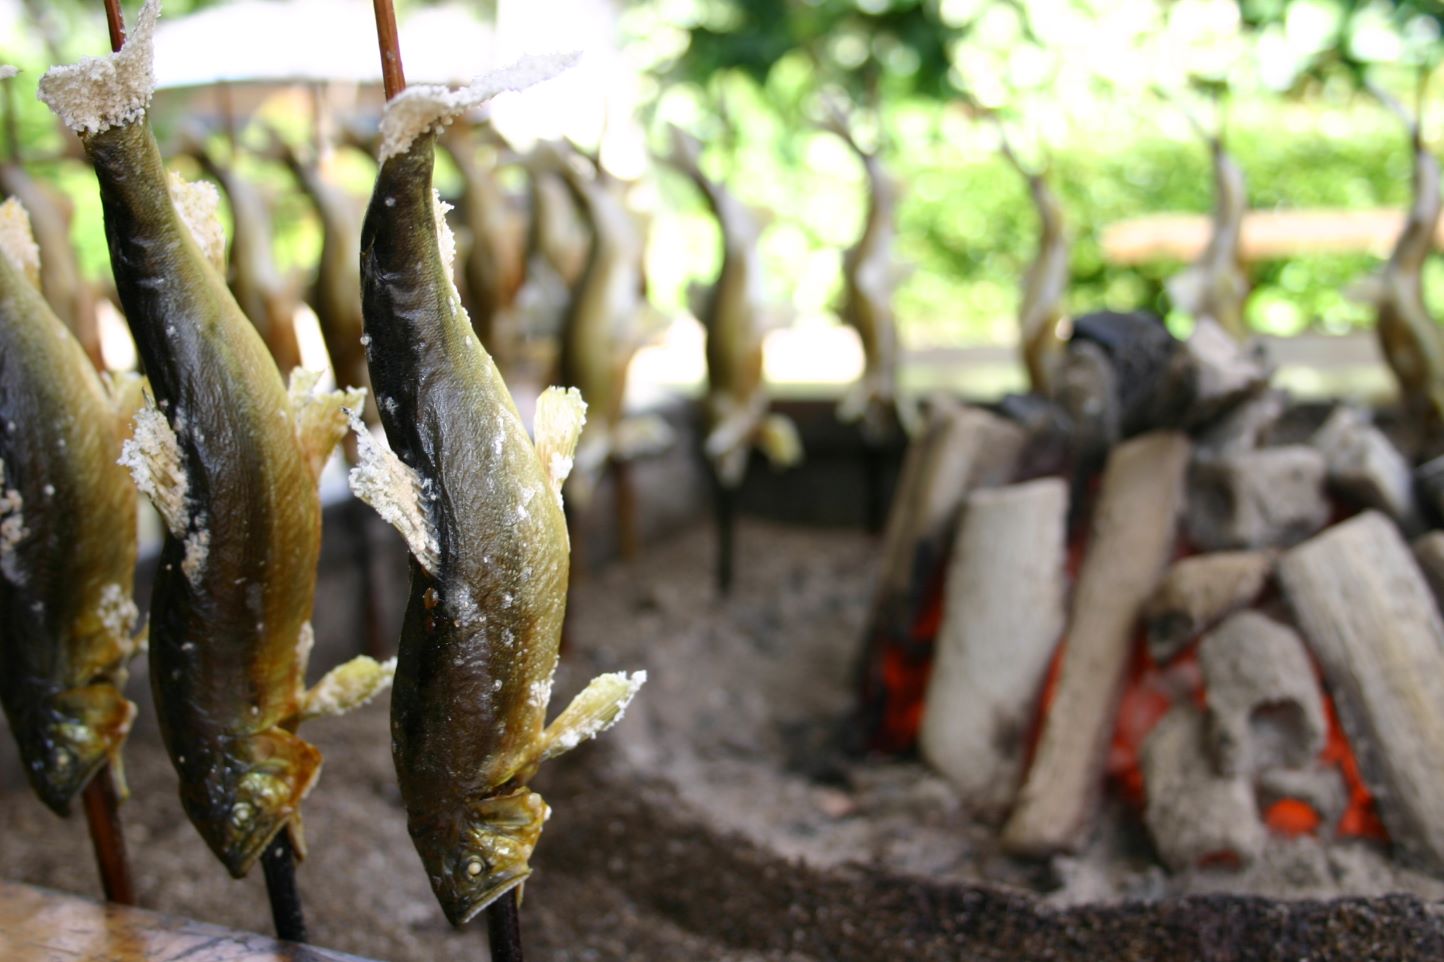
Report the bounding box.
[2,518,1442,961]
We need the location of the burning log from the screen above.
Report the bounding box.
[856,400,1026,752]
[1310,405,1423,533]
[1278,511,1444,873]
[1350,84,1444,452]
[353,11,641,952]
[39,0,394,935]
[1141,705,1266,872]
[1185,446,1330,551]
[1198,611,1326,777]
[0,195,143,903]
[1143,550,1275,663]
[1004,431,1190,856]
[919,478,1068,821]
[1257,765,1347,837]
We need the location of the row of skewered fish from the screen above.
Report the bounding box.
[1,0,642,927]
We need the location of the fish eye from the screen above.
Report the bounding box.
[49,746,74,773]
[230,802,254,828]
[465,857,484,878]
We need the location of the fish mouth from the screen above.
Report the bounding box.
[445,866,533,927]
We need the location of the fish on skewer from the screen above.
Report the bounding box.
[548,143,670,503]
[0,195,143,815]
[437,124,526,373]
[1166,110,1250,341]
[1350,83,1444,452]
[665,125,800,487]
[995,126,1070,396]
[821,105,908,440]
[349,58,644,926]
[38,0,393,878]
[182,134,304,375]
[268,130,376,427]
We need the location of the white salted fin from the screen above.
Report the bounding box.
[289,369,366,483]
[168,172,226,272]
[1166,264,1208,317]
[758,412,803,469]
[537,670,646,763]
[117,394,189,537]
[104,372,146,436]
[346,412,440,574]
[0,459,28,586]
[614,413,674,461]
[378,52,580,163]
[533,386,587,505]
[300,655,397,721]
[0,197,41,287]
[37,0,159,135]
[0,66,17,81]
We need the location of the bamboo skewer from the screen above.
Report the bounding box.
[371,0,406,100]
[103,0,126,51]
[80,763,135,905]
[260,831,308,943]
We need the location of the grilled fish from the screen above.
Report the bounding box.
[666,126,799,486]
[39,0,392,877]
[1351,86,1444,449]
[997,131,1069,395]
[1167,126,1249,340]
[0,195,142,815]
[351,61,643,926]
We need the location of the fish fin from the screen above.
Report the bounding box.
[1166,264,1207,317]
[117,392,190,538]
[533,386,587,505]
[537,670,647,763]
[300,656,397,721]
[216,728,323,878]
[758,413,803,469]
[289,368,366,483]
[0,197,42,287]
[103,371,146,436]
[167,171,227,273]
[346,412,440,575]
[614,413,674,461]
[378,53,580,162]
[36,0,159,136]
[836,379,870,425]
[0,458,27,585]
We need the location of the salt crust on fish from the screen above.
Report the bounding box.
[36,0,160,135]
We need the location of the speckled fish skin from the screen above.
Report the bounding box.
[83,119,324,878]
[362,133,572,925]
[0,203,139,816]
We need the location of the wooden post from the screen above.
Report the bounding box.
[260,831,308,943]
[80,763,135,905]
[1003,431,1190,856]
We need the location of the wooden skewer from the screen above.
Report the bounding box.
[103,0,125,52]
[712,472,735,596]
[486,889,525,962]
[371,0,406,101]
[260,830,308,943]
[80,763,135,905]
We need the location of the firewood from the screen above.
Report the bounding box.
[1411,530,1444,611]
[1278,511,1444,873]
[1141,705,1266,873]
[1050,339,1118,468]
[1166,317,1272,428]
[1257,765,1347,836]
[1003,431,1190,855]
[856,400,1027,750]
[1186,446,1330,551]
[919,478,1068,822]
[1194,388,1286,457]
[1198,611,1326,777]
[1143,550,1275,663]
[1311,405,1423,534]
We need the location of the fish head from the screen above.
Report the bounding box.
[181,728,321,878]
[18,684,135,816]
[412,786,549,926]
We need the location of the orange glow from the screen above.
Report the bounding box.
[1265,798,1322,836]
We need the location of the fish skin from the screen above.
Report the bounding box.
[361,126,641,927]
[999,139,1070,396]
[0,165,104,370]
[0,198,139,816]
[82,118,326,878]
[667,128,800,487]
